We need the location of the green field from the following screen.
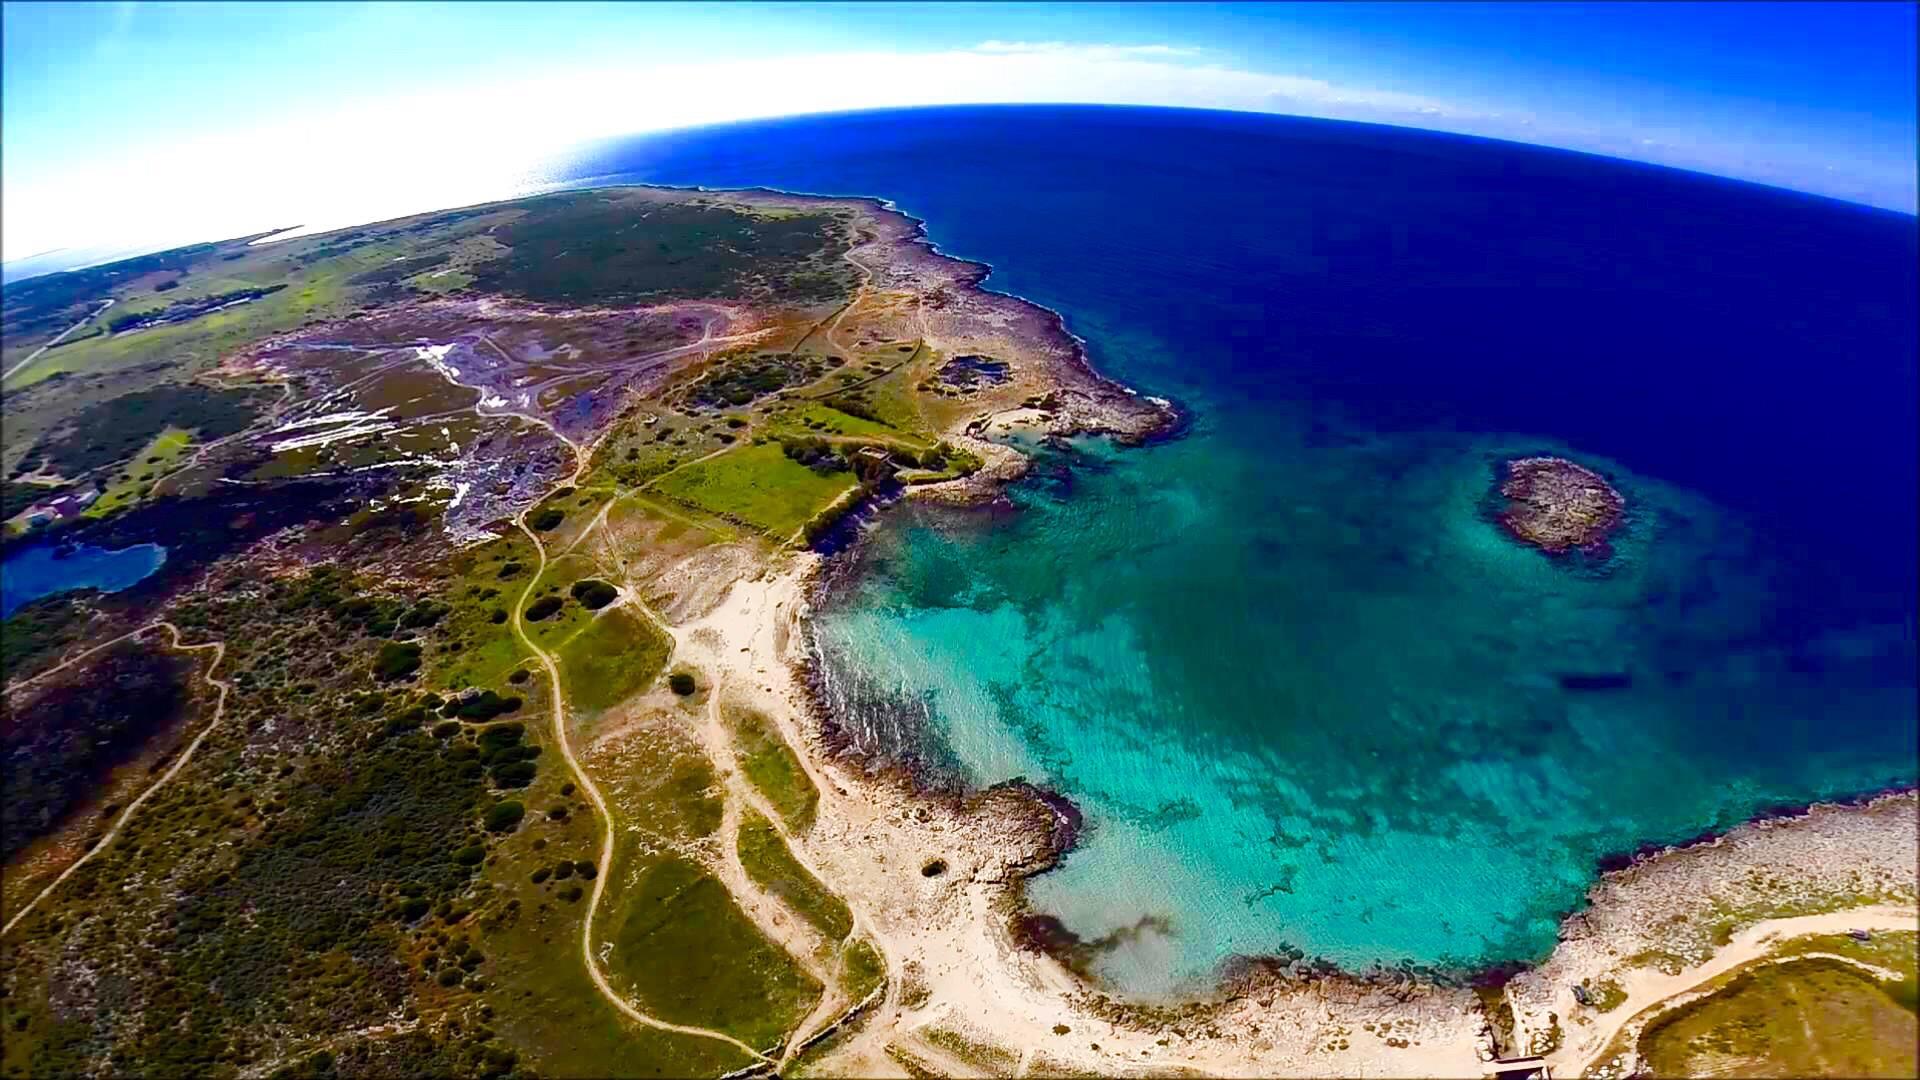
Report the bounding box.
[723,705,819,833]
[651,441,857,540]
[558,607,672,713]
[737,808,853,944]
[1639,956,1917,1077]
[85,427,193,517]
[605,854,820,1049]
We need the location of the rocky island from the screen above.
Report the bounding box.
[1496,455,1627,555]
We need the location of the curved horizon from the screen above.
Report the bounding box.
[4,3,1913,266]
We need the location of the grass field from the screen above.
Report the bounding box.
[84,427,193,517]
[651,441,857,540]
[557,607,672,713]
[737,808,853,945]
[723,704,819,833]
[605,854,821,1050]
[842,937,886,1000]
[1638,957,1917,1077]
[430,535,537,693]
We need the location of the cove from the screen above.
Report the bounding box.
[551,106,1919,994]
[1,541,168,619]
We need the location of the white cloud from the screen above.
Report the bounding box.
[973,40,1201,58]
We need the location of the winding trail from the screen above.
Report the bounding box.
[507,435,769,1063]
[2,624,227,938]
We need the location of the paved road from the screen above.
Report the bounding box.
[3,299,114,385]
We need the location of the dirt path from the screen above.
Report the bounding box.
[4,620,168,695]
[510,440,768,1063]
[1549,905,1919,1077]
[2,624,227,938]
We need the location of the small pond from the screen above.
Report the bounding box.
[1,541,167,618]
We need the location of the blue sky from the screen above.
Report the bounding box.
[4,2,1914,262]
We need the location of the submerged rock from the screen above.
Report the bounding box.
[1495,456,1625,556]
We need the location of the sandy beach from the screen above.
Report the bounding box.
[645,541,1916,1078]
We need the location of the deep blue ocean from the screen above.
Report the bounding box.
[551,106,1919,994]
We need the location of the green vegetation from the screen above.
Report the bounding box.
[85,426,193,518]
[1638,957,1917,1077]
[484,801,526,832]
[1,642,189,861]
[372,640,423,680]
[923,1025,1022,1073]
[0,595,95,680]
[653,440,858,539]
[570,578,619,609]
[427,540,535,693]
[106,284,288,333]
[2,239,218,346]
[24,383,257,478]
[529,507,565,531]
[1580,976,1627,1012]
[722,705,818,832]
[557,607,671,712]
[843,937,886,1000]
[606,854,820,1049]
[685,350,843,409]
[524,595,564,622]
[737,808,854,943]
[470,191,855,306]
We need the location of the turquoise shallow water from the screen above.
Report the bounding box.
[563,106,1920,995]
[813,427,1913,993]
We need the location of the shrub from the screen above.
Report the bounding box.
[569,579,618,609]
[530,867,551,884]
[668,672,696,696]
[432,721,461,739]
[574,860,597,880]
[529,508,564,531]
[400,601,451,629]
[398,897,432,921]
[551,862,574,880]
[507,668,530,684]
[452,690,522,721]
[477,722,525,751]
[372,642,422,681]
[483,802,525,833]
[524,596,563,622]
[451,845,485,866]
[489,760,537,788]
[497,561,523,579]
[437,967,463,987]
